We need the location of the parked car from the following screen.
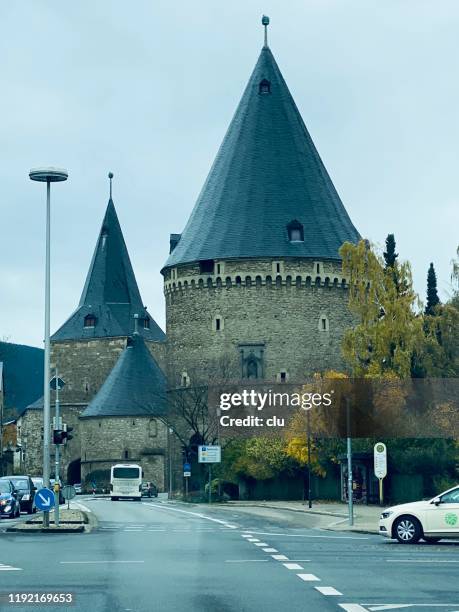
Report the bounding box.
[379,484,459,543]
[31,477,44,491]
[0,479,21,519]
[7,476,36,514]
[141,482,158,498]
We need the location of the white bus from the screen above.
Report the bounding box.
[110,464,142,501]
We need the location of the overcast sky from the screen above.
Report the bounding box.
[1,1,458,348]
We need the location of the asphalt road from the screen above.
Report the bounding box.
[0,497,458,612]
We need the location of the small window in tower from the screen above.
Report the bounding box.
[144,317,150,330]
[316,263,320,274]
[276,263,280,274]
[216,317,221,331]
[84,314,96,328]
[319,315,329,332]
[124,450,129,459]
[200,259,215,274]
[287,220,304,242]
[259,79,271,94]
[280,371,287,383]
[181,372,190,387]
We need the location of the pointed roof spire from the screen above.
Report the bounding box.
[81,334,167,418]
[52,181,165,342]
[164,43,360,270]
[262,15,270,48]
[108,171,113,199]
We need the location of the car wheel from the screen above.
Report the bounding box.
[423,536,441,544]
[26,504,33,515]
[394,516,422,544]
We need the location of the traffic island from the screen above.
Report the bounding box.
[6,509,88,533]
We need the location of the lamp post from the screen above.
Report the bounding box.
[29,167,68,527]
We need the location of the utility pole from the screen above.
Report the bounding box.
[168,428,173,499]
[346,397,354,526]
[54,368,60,527]
[307,408,312,508]
[29,167,68,528]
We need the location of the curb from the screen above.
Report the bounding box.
[225,502,348,519]
[6,525,84,533]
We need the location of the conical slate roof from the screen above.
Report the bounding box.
[52,199,165,342]
[81,334,167,418]
[164,46,360,269]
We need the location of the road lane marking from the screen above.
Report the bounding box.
[339,605,370,612]
[71,502,91,513]
[247,538,259,542]
[271,554,289,560]
[283,563,303,570]
[363,606,459,610]
[262,548,278,553]
[315,587,343,596]
[0,564,22,571]
[246,530,368,540]
[60,561,144,564]
[225,559,269,563]
[297,574,320,582]
[141,502,238,529]
[387,559,459,563]
[254,542,269,546]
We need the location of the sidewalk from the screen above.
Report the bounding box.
[225,500,382,534]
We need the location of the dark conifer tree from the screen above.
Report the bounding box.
[425,262,440,315]
[383,234,398,269]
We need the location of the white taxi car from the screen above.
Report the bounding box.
[379,484,459,543]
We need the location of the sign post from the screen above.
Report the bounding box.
[50,371,65,526]
[183,462,191,500]
[374,442,387,506]
[62,484,76,510]
[198,446,221,504]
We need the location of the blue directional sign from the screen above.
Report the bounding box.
[34,488,55,511]
[183,463,191,472]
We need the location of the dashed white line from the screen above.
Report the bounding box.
[297,574,320,582]
[254,542,269,547]
[338,605,369,612]
[262,548,278,553]
[283,563,303,570]
[0,564,22,571]
[271,554,289,561]
[315,586,343,596]
[247,538,259,542]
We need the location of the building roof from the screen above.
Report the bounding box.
[164,45,360,270]
[52,199,165,342]
[80,334,167,419]
[0,342,44,415]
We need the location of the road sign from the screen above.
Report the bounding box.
[374,442,387,479]
[198,445,221,463]
[49,376,65,391]
[62,485,76,500]
[183,462,191,477]
[34,487,55,511]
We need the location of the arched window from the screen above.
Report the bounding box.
[259,79,271,94]
[247,359,258,379]
[287,220,304,242]
[84,314,96,328]
[124,449,129,459]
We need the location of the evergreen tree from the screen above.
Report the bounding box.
[425,262,440,315]
[383,234,398,268]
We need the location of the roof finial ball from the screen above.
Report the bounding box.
[108,171,114,199]
[262,15,270,48]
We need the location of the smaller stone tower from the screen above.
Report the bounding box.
[80,333,168,490]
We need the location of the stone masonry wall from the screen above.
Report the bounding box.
[80,416,168,491]
[164,258,356,385]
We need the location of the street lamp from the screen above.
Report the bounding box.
[29,167,68,527]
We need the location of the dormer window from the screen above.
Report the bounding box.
[84,314,96,328]
[144,317,150,330]
[259,79,271,94]
[287,220,304,242]
[199,259,214,274]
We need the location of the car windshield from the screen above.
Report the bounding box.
[0,481,11,494]
[10,479,29,490]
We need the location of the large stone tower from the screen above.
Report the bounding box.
[162,28,360,385]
